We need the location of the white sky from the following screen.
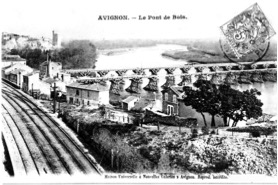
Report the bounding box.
[1,0,277,41]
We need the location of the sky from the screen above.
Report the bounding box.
[1,0,277,41]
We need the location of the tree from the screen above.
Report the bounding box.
[229,89,263,127]
[52,40,97,69]
[8,40,97,70]
[15,48,47,69]
[183,79,263,127]
[218,84,240,126]
[183,79,221,127]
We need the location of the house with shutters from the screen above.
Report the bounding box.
[66,82,109,106]
[161,86,184,116]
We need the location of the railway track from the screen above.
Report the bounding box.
[1,81,102,175]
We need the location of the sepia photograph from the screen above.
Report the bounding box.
[0,0,277,184]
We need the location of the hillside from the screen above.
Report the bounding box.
[2,32,54,53]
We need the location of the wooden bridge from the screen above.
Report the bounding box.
[63,61,277,94]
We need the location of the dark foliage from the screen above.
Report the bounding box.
[8,40,97,69]
[183,79,221,127]
[183,79,263,127]
[52,40,97,69]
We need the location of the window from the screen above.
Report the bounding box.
[165,93,168,101]
[87,101,90,106]
[167,105,174,115]
[69,97,73,104]
[87,91,90,98]
[76,89,79,96]
[173,95,177,103]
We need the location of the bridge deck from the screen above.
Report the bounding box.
[63,61,276,73]
[77,68,276,82]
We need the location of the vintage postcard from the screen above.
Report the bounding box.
[0,0,277,184]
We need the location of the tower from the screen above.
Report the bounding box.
[52,30,60,47]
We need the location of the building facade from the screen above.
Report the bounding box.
[39,60,62,79]
[2,63,33,88]
[104,108,134,124]
[22,72,41,94]
[161,86,183,115]
[66,82,109,105]
[122,96,140,111]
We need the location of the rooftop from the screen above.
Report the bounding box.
[24,71,39,77]
[42,77,57,84]
[66,82,109,92]
[132,98,155,111]
[122,96,139,103]
[3,63,33,74]
[170,86,184,96]
[8,68,26,74]
[162,86,184,96]
[2,55,26,61]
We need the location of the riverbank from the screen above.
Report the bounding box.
[162,46,230,63]
[161,46,277,63]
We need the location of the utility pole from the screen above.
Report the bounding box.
[32,83,34,97]
[18,72,21,89]
[53,82,57,113]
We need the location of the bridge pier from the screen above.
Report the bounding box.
[165,68,176,74]
[251,71,263,83]
[224,73,238,85]
[195,74,208,81]
[144,77,159,92]
[82,79,107,86]
[115,70,127,76]
[97,70,109,77]
[238,72,252,84]
[162,68,176,89]
[133,69,145,75]
[180,67,191,74]
[161,76,175,89]
[149,68,160,75]
[72,71,97,78]
[178,75,191,86]
[110,79,122,95]
[210,66,220,72]
[210,74,222,85]
[262,70,277,82]
[126,77,143,93]
[195,66,205,73]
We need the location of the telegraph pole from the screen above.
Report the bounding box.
[32,83,34,97]
[53,82,57,113]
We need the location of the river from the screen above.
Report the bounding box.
[95,44,277,126]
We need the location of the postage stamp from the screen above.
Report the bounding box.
[220,3,276,63]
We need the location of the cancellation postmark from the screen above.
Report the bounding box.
[220,3,276,63]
